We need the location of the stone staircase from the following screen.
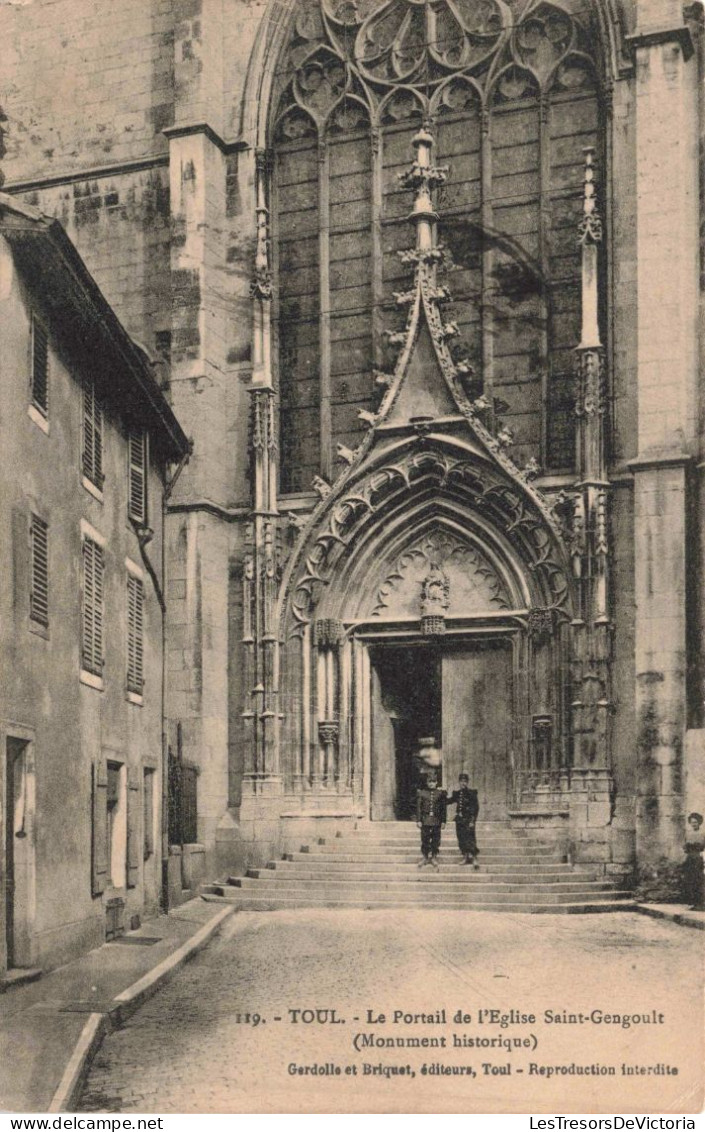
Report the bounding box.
[202,821,634,914]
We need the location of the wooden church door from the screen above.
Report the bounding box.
[442,641,513,819]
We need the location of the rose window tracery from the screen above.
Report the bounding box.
[273,0,598,124]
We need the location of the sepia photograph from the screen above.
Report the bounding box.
[0,0,703,1117]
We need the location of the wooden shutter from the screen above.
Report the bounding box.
[143,768,155,859]
[181,765,198,844]
[12,508,30,617]
[29,514,49,626]
[127,431,147,523]
[82,378,104,487]
[82,538,104,675]
[127,574,144,693]
[31,316,49,416]
[126,769,141,889]
[91,759,109,896]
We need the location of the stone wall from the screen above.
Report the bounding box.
[0,242,166,973]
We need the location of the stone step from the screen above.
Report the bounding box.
[336,824,524,833]
[332,828,545,837]
[289,850,561,864]
[245,868,601,885]
[339,823,531,832]
[329,837,552,849]
[202,818,627,915]
[206,879,627,902]
[202,892,636,915]
[301,842,559,851]
[231,878,616,898]
[266,859,584,875]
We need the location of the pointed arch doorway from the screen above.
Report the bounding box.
[364,629,517,822]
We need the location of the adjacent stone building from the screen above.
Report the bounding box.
[0,0,703,901]
[0,194,188,976]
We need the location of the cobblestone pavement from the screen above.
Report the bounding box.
[79,911,703,1114]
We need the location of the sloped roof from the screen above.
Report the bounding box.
[0,193,189,462]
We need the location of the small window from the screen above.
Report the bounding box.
[82,537,104,677]
[143,768,156,860]
[127,573,144,694]
[127,430,148,524]
[29,514,49,626]
[82,377,104,489]
[30,316,49,417]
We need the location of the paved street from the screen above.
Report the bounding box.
[79,911,703,1114]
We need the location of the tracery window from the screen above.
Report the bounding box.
[271,0,605,493]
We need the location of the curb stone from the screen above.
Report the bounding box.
[634,903,705,931]
[48,905,235,1114]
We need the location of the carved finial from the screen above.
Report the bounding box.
[312,475,331,500]
[398,127,448,254]
[251,148,273,300]
[440,320,459,341]
[470,394,492,415]
[428,284,452,303]
[358,409,378,427]
[336,443,356,466]
[522,456,541,482]
[250,205,272,300]
[393,288,416,306]
[577,147,603,352]
[496,424,515,449]
[578,148,603,246]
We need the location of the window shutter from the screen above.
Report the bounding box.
[31,317,49,416]
[127,575,144,693]
[82,379,104,487]
[82,539,104,675]
[91,760,109,896]
[128,431,147,523]
[82,539,94,668]
[82,380,95,481]
[126,769,141,889]
[181,765,199,844]
[143,769,155,859]
[29,515,49,626]
[12,508,30,616]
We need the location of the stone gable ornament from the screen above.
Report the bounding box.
[312,474,332,499]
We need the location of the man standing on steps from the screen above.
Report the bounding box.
[416,770,447,870]
[447,773,480,867]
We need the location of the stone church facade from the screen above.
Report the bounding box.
[1,0,703,898]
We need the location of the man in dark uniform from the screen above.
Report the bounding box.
[416,770,446,870]
[447,773,480,867]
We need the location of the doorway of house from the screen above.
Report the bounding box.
[5,738,31,969]
[369,638,513,821]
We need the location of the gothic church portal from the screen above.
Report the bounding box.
[1,0,703,904]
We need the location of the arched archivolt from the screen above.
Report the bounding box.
[277,438,576,641]
[315,502,532,623]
